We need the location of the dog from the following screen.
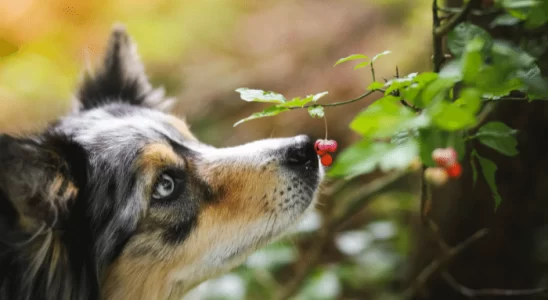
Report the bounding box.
[0,24,323,300]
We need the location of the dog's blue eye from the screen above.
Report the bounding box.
[152,173,175,200]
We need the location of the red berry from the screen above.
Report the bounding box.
[446,162,462,178]
[324,140,338,152]
[315,139,338,153]
[432,147,457,167]
[316,149,327,156]
[314,140,322,152]
[424,167,449,186]
[320,153,333,166]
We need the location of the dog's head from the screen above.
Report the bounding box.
[0,25,323,300]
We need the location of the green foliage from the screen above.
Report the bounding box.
[471,150,503,209]
[233,90,328,126]
[473,121,519,156]
[328,139,418,179]
[235,14,545,210]
[334,54,369,66]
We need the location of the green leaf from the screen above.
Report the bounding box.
[372,50,391,62]
[430,100,477,131]
[447,22,491,56]
[367,81,385,91]
[454,88,482,115]
[502,0,540,9]
[418,77,458,107]
[334,54,368,66]
[280,91,328,108]
[378,139,419,172]
[475,121,519,156]
[350,96,429,138]
[353,61,371,70]
[517,64,548,98]
[233,106,289,127]
[328,139,419,178]
[308,105,325,118]
[474,151,503,209]
[461,37,485,84]
[490,14,521,27]
[235,88,286,103]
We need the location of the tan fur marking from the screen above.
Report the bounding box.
[168,116,197,141]
[137,143,184,175]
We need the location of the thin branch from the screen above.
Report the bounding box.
[291,89,383,110]
[403,227,489,298]
[434,0,478,38]
[438,6,501,17]
[432,0,444,73]
[442,272,548,298]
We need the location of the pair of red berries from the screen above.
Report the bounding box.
[314,139,338,166]
[425,147,462,186]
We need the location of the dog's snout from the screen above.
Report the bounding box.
[285,135,317,167]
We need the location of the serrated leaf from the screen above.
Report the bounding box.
[372,50,391,62]
[353,61,371,70]
[308,105,324,118]
[279,91,329,108]
[367,81,385,91]
[334,54,368,66]
[233,106,289,127]
[475,121,519,156]
[384,77,414,96]
[447,22,491,56]
[475,151,503,209]
[328,139,418,179]
[235,88,286,103]
[350,96,429,138]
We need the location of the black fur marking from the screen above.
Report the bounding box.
[163,216,198,245]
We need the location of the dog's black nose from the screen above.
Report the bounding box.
[285,135,317,167]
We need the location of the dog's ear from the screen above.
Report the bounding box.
[0,134,86,232]
[75,24,175,112]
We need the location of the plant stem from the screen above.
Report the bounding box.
[323,114,328,140]
[291,89,383,110]
[434,0,477,37]
[370,61,377,82]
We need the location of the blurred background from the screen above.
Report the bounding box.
[0,0,432,299]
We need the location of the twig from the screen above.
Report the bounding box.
[432,0,444,73]
[434,0,478,38]
[370,61,377,82]
[403,227,489,298]
[291,89,383,110]
[442,272,548,297]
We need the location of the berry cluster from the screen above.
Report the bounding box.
[314,139,338,166]
[424,147,462,186]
